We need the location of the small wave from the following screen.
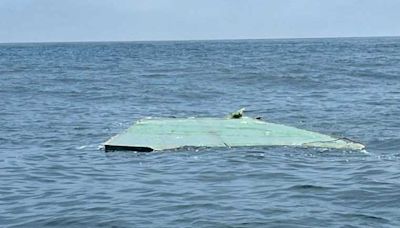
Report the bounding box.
[287,184,331,191]
[75,144,100,150]
[336,212,390,222]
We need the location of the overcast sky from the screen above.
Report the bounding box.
[1,0,400,43]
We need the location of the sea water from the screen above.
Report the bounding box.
[1,37,399,227]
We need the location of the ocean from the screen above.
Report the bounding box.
[1,37,399,227]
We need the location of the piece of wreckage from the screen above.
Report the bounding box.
[104,109,365,152]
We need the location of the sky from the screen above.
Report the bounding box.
[1,0,400,43]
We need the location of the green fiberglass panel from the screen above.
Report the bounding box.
[105,117,364,151]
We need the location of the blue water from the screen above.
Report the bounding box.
[1,37,399,227]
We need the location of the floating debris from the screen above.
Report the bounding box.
[105,111,364,152]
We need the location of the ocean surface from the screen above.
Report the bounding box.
[1,37,399,227]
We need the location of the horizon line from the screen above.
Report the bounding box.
[1,35,399,45]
